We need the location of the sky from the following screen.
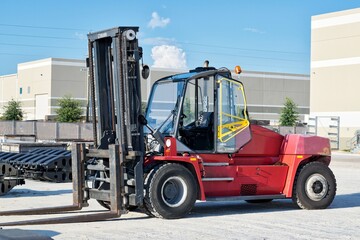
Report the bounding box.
[1,1,360,76]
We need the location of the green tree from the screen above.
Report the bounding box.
[56,95,83,122]
[1,99,24,120]
[279,97,299,126]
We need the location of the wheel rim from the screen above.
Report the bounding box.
[305,173,328,201]
[161,176,188,207]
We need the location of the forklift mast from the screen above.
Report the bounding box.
[87,27,145,206]
[0,27,148,226]
[88,27,144,153]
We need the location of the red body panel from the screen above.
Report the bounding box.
[202,165,288,197]
[146,126,331,201]
[145,153,207,200]
[233,125,284,165]
[199,125,284,165]
[280,134,331,156]
[280,134,331,197]
[198,125,289,198]
[236,125,284,157]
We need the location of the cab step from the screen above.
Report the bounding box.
[202,177,234,182]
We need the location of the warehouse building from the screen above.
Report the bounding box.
[0,58,310,124]
[0,58,88,120]
[311,7,360,149]
[236,71,309,123]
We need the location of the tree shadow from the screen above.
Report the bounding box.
[2,189,359,220]
[31,229,60,238]
[189,192,360,218]
[0,188,72,198]
[190,199,295,218]
[0,229,60,239]
[330,192,360,209]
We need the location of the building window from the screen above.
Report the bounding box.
[27,86,30,94]
[19,87,22,95]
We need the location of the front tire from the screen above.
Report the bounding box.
[144,163,197,219]
[292,161,336,209]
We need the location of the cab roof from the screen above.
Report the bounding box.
[159,67,231,82]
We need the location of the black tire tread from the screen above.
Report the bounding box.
[144,163,197,219]
[292,161,336,210]
[143,166,161,217]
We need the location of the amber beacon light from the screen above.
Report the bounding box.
[235,65,242,74]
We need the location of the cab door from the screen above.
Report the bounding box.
[215,75,251,153]
[200,74,252,197]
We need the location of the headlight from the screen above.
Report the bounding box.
[165,139,172,148]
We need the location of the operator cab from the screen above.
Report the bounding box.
[144,65,251,154]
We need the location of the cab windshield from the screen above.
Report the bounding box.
[145,79,185,135]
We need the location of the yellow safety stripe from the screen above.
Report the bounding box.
[218,119,250,142]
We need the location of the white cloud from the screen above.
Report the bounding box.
[243,27,265,34]
[74,32,87,40]
[142,37,176,46]
[148,12,170,29]
[151,45,187,69]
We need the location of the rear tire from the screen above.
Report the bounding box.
[292,161,336,209]
[144,163,197,219]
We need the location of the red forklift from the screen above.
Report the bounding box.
[0,26,336,225]
[139,61,336,219]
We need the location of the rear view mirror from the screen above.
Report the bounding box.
[138,114,148,125]
[142,65,150,79]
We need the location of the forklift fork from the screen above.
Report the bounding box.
[0,143,123,226]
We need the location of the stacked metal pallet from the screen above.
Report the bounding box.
[0,162,25,196]
[0,149,72,184]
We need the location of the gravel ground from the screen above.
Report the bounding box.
[0,152,359,240]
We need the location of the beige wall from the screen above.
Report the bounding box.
[50,59,87,116]
[0,58,87,120]
[0,74,17,114]
[17,59,52,119]
[237,71,309,123]
[311,8,360,149]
